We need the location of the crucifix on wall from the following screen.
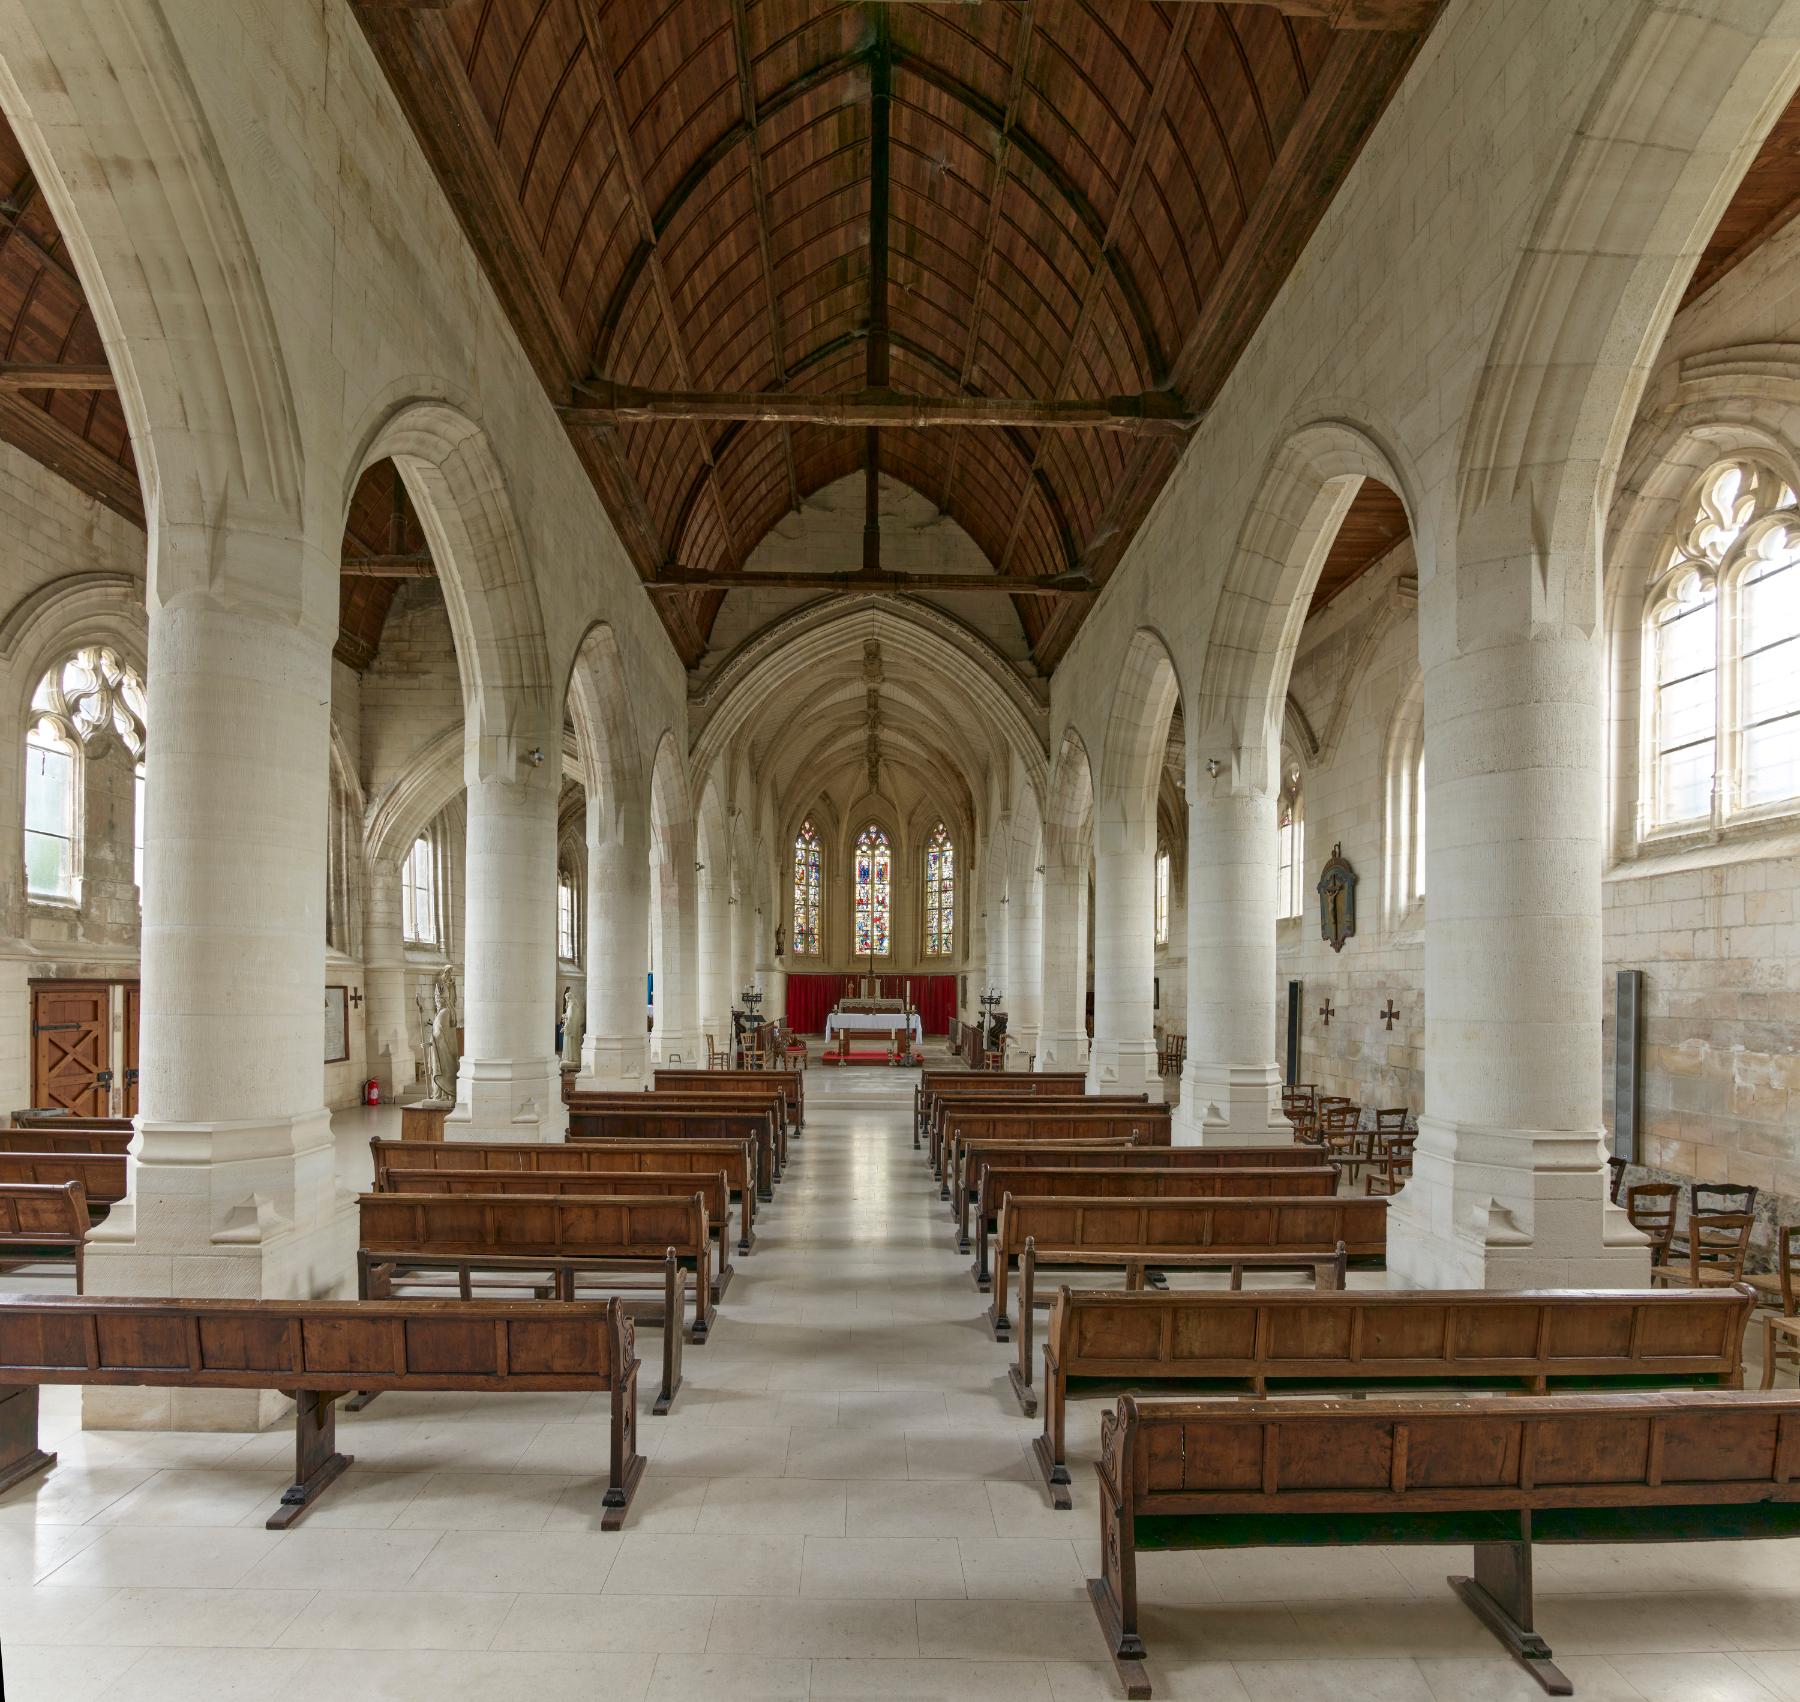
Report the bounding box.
[1379,999,1400,1031]
[1318,998,1334,1027]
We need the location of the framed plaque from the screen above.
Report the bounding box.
[324,984,350,1064]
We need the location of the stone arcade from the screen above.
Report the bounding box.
[2,1,1800,1698]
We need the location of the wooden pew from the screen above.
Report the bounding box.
[1088,1390,1800,1698]
[0,1127,132,1156]
[0,1180,87,1290]
[989,1194,1389,1339]
[941,1107,1172,1202]
[357,1192,711,1410]
[655,1066,804,1130]
[576,1083,793,1177]
[0,1151,126,1217]
[914,1069,1091,1148]
[10,1112,132,1132]
[954,1139,1330,1255]
[369,1136,757,1254]
[929,1091,1150,1177]
[567,1103,778,1200]
[1031,1281,1753,1507]
[388,1167,736,1302]
[0,1294,644,1528]
[971,1165,1339,1289]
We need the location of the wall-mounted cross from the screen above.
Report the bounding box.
[1379,999,1400,1031]
[348,988,364,1010]
[1318,998,1334,1027]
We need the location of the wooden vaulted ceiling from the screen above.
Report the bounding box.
[355,0,1438,671]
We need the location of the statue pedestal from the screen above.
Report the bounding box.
[400,1104,449,1143]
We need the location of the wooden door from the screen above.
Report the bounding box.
[31,981,110,1117]
[122,982,140,1117]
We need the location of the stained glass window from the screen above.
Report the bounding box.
[792,820,821,955]
[854,823,891,957]
[924,822,954,956]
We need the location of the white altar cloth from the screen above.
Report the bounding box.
[823,1010,925,1044]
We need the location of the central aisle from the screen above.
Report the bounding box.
[8,1063,1779,1700]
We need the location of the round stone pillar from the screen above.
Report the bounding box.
[1037,858,1088,1072]
[450,760,564,1139]
[362,858,414,1097]
[580,817,650,1088]
[1175,780,1289,1145]
[1087,829,1160,1093]
[1006,864,1044,1068]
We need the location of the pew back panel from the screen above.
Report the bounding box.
[0,1129,131,1156]
[655,1068,803,1127]
[566,1108,776,1199]
[0,1151,126,1209]
[0,1180,86,1289]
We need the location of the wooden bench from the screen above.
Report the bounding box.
[656,1066,804,1129]
[989,1194,1389,1338]
[1088,1389,1800,1698]
[971,1165,1339,1289]
[1030,1281,1753,1506]
[10,1112,132,1132]
[567,1104,778,1200]
[357,1192,711,1411]
[573,1083,795,1178]
[0,1150,127,1217]
[0,1294,645,1529]
[954,1140,1333,1257]
[941,1107,1172,1201]
[369,1136,757,1253]
[927,1089,1147,1174]
[0,1180,87,1289]
[916,1070,1093,1151]
[388,1167,736,1302]
[0,1127,132,1156]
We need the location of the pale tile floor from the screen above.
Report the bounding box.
[3,1058,1800,1699]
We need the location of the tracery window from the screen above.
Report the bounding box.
[923,822,955,957]
[1153,848,1170,946]
[853,823,891,957]
[1276,764,1304,920]
[25,646,146,901]
[792,820,821,955]
[557,865,579,962]
[402,833,438,946]
[1644,460,1800,831]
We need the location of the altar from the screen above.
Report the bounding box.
[823,1009,925,1045]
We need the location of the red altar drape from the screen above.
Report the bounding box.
[784,972,957,1035]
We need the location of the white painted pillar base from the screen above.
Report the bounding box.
[578,824,649,1091]
[1037,1028,1088,1072]
[1172,1059,1292,1146]
[85,598,355,1430]
[450,764,564,1140]
[1085,1040,1162,1096]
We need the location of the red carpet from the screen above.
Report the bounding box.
[821,1046,920,1067]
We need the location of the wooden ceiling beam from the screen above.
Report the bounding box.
[575,0,737,574]
[728,0,802,521]
[562,381,1195,435]
[0,363,114,390]
[341,553,435,578]
[862,6,894,578]
[645,568,1092,598]
[0,391,141,527]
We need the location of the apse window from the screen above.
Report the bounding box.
[854,823,891,957]
[792,819,821,955]
[1645,459,1800,832]
[402,833,438,945]
[1153,848,1170,946]
[924,822,955,956]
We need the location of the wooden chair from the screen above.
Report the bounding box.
[1650,1211,1754,1289]
[705,1033,728,1071]
[1608,1154,1627,1205]
[1373,1107,1409,1133]
[1318,1103,1366,1184]
[1156,1033,1186,1078]
[1756,1225,1800,1388]
[1625,1182,1679,1265]
[1363,1128,1415,1196]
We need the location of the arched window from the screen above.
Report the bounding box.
[1412,749,1426,900]
[557,865,579,962]
[853,823,891,957]
[1276,764,1304,920]
[402,833,437,945]
[24,646,146,901]
[1153,847,1170,945]
[924,822,955,956]
[792,820,821,955]
[1644,459,1800,831]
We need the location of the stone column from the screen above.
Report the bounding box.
[651,849,700,1068]
[1006,863,1043,1068]
[580,812,649,1087]
[1087,828,1160,1093]
[1176,761,1289,1144]
[1387,562,1645,1288]
[361,858,414,1096]
[696,860,732,1064]
[87,588,354,1430]
[450,759,564,1139]
[1037,856,1087,1071]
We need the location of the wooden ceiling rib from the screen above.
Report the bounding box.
[356,0,1437,669]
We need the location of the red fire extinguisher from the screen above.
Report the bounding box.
[363,1078,382,1107]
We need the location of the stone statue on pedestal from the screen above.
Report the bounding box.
[425,967,458,1105]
